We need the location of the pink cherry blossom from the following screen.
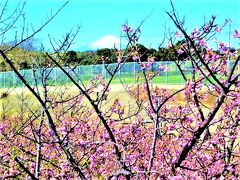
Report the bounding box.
[132,55,140,61]
[121,24,134,33]
[140,62,146,70]
[190,27,200,39]
[233,30,240,38]
[199,39,207,47]
[121,24,128,32]
[175,31,182,38]
[117,57,122,63]
[215,25,222,33]
[0,123,5,134]
[177,49,184,55]
[219,41,226,51]
[167,42,173,48]
[128,27,134,33]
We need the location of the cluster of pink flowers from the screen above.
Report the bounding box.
[132,54,140,61]
[159,64,169,72]
[0,123,6,134]
[0,82,240,179]
[146,56,155,68]
[215,25,222,33]
[219,41,226,51]
[199,39,207,48]
[234,30,240,38]
[190,27,201,39]
[122,24,134,33]
[175,31,182,38]
[177,48,184,55]
[121,23,140,43]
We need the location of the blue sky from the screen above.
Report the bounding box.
[7,0,240,51]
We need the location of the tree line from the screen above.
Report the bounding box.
[1,39,237,72]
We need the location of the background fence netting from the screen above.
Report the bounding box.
[0,61,238,88]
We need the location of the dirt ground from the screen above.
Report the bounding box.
[0,84,217,117]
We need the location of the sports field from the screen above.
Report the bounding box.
[0,72,188,88]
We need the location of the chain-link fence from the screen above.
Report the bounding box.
[0,61,238,88]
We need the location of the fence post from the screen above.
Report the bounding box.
[3,71,5,88]
[102,61,106,79]
[12,71,15,87]
[92,65,94,79]
[67,67,69,84]
[134,62,136,78]
[31,68,34,86]
[165,61,168,85]
[119,63,121,77]
[54,67,56,85]
[182,62,185,85]
[22,69,24,88]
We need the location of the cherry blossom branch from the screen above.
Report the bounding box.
[14,156,38,180]
[0,50,86,179]
[174,92,227,169]
[47,53,132,178]
[166,1,227,93]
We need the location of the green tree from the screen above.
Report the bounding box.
[77,51,96,65]
[148,48,157,56]
[155,47,169,61]
[95,48,117,64]
[64,50,79,64]
[136,44,149,61]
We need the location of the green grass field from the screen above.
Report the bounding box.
[0,70,191,88]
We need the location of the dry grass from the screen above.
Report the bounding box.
[0,84,218,118]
